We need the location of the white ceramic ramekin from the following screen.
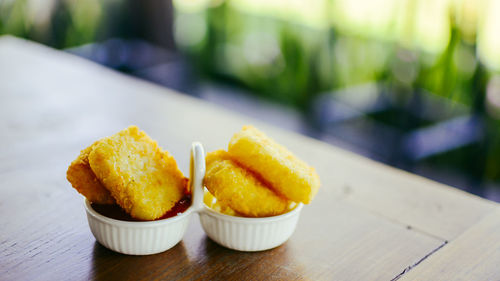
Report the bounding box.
[189,143,303,252]
[84,141,304,254]
[84,199,193,255]
[198,203,303,252]
[84,142,206,255]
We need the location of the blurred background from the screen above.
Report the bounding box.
[2,0,500,201]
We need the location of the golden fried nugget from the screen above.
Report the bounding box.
[66,142,115,204]
[88,126,188,220]
[205,149,232,167]
[228,126,320,204]
[204,150,289,217]
[203,189,238,216]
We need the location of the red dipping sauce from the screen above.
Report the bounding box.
[91,195,192,222]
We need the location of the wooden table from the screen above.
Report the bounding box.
[1,36,500,281]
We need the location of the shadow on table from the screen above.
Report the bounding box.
[90,241,192,280]
[88,234,306,280]
[193,236,307,280]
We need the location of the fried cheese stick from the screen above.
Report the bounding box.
[228,126,320,204]
[88,126,188,220]
[66,142,115,204]
[204,150,289,217]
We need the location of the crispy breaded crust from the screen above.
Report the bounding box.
[88,126,188,220]
[204,150,289,217]
[66,142,115,204]
[205,149,232,167]
[228,126,320,204]
[203,188,238,216]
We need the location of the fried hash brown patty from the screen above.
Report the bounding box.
[228,126,320,204]
[88,126,188,220]
[66,142,115,204]
[204,150,289,217]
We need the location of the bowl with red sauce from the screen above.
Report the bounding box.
[84,142,206,255]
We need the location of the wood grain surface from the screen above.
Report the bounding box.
[1,36,499,280]
[399,208,500,281]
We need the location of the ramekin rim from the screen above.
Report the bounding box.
[84,198,194,227]
[201,203,303,223]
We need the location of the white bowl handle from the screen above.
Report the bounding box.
[190,142,206,212]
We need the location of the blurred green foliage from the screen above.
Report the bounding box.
[0,0,104,48]
[171,0,500,185]
[2,0,500,184]
[173,0,499,111]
